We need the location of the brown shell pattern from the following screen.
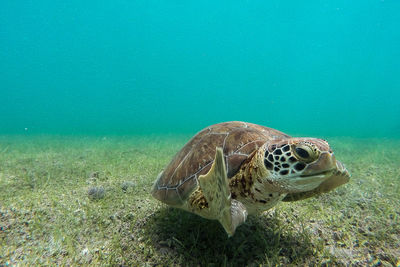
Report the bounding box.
[153,121,290,205]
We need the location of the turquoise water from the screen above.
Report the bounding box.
[1,1,399,137]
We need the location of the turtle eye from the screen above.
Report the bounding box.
[293,145,316,162]
[295,147,309,159]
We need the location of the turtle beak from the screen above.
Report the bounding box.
[309,159,351,194]
[335,160,350,176]
[281,157,350,201]
[332,160,351,186]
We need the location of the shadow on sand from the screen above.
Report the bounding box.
[143,207,316,266]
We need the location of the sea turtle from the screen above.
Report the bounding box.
[152,121,350,236]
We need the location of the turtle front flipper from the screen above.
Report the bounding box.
[198,147,248,236]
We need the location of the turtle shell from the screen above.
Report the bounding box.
[152,121,290,205]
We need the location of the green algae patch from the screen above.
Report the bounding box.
[0,135,399,266]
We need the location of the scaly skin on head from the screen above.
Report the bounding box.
[229,137,350,214]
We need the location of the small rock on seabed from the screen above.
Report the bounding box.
[88,186,105,200]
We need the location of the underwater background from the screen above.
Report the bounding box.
[2,1,400,265]
[1,0,399,138]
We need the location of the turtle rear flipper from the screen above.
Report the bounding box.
[198,147,248,236]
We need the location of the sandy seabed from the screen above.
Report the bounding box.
[1,135,399,266]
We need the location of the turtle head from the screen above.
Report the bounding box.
[263,138,350,199]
